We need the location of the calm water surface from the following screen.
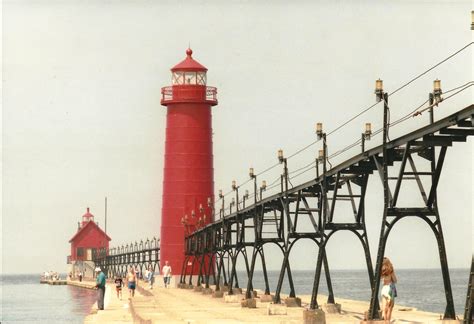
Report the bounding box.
[243,268,469,315]
[1,274,97,323]
[1,269,470,322]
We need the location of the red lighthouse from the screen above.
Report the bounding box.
[68,207,111,278]
[160,49,218,275]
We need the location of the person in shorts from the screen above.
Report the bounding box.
[147,265,155,289]
[127,266,136,298]
[135,266,140,287]
[162,261,172,288]
[114,275,124,300]
[381,257,397,322]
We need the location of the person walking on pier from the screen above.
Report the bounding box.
[147,265,155,289]
[95,267,106,310]
[127,266,136,298]
[114,275,124,300]
[162,261,172,288]
[134,266,140,287]
[381,257,397,323]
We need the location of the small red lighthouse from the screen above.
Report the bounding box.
[68,208,111,276]
[160,49,218,275]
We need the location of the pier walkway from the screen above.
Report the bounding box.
[83,280,464,323]
[84,281,134,323]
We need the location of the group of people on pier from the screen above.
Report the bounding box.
[41,270,61,281]
[94,258,397,322]
[107,261,172,302]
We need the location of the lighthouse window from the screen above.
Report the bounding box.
[197,72,206,85]
[172,72,184,85]
[77,247,84,257]
[184,72,196,85]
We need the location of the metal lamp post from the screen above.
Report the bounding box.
[429,79,442,124]
[207,197,214,222]
[368,78,389,320]
[199,203,207,228]
[180,214,190,236]
[219,189,224,219]
[232,180,239,212]
[249,167,257,204]
[243,190,249,209]
[260,180,267,201]
[230,197,235,214]
[361,123,372,153]
[278,149,289,193]
[316,123,328,222]
[471,10,474,30]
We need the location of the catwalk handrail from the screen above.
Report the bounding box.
[190,104,474,234]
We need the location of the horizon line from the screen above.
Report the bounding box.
[1,267,470,276]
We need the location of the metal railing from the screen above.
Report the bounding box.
[91,237,161,278]
[161,86,217,103]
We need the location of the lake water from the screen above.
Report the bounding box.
[1,274,97,323]
[243,268,469,315]
[1,268,470,323]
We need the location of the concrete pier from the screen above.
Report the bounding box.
[67,279,96,289]
[45,279,67,285]
[81,280,465,323]
[84,282,133,323]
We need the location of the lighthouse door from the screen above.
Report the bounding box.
[86,248,92,261]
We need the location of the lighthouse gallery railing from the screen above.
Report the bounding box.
[161,86,217,104]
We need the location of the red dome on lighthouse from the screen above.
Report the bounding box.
[171,48,208,72]
[82,207,93,218]
[81,207,94,227]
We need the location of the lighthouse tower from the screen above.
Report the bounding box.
[160,48,218,275]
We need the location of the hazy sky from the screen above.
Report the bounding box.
[2,0,472,275]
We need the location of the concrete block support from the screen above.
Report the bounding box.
[303,308,326,324]
[193,285,203,292]
[363,310,382,322]
[322,303,341,314]
[244,290,257,298]
[267,303,287,315]
[212,290,224,298]
[259,294,274,303]
[232,288,243,294]
[224,293,245,303]
[241,298,257,308]
[284,297,302,307]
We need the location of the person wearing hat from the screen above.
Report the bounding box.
[95,267,106,310]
